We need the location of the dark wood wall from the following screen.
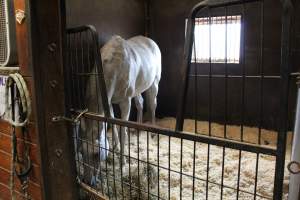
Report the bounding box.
[0,0,44,199]
[64,0,299,130]
[151,0,300,130]
[66,0,145,46]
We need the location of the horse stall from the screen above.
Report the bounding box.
[0,0,299,200]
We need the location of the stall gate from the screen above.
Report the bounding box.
[65,0,295,199]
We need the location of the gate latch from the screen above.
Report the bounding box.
[52,109,88,124]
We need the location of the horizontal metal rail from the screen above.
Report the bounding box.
[73,110,277,156]
[188,74,282,79]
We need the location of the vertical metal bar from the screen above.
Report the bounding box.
[274,1,293,199]
[221,9,228,199]
[104,120,110,197]
[180,138,183,200]
[176,14,196,131]
[157,134,160,198]
[208,13,212,138]
[194,19,198,136]
[224,10,228,139]
[192,141,196,200]
[236,151,242,199]
[147,131,150,199]
[237,2,246,198]
[91,28,111,118]
[91,29,104,195]
[120,125,124,200]
[254,154,259,199]
[206,11,212,199]
[240,1,246,143]
[128,128,132,199]
[258,0,265,145]
[192,17,198,200]
[168,136,171,200]
[137,128,141,199]
[97,122,104,195]
[112,124,117,200]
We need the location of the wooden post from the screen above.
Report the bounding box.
[28,0,79,199]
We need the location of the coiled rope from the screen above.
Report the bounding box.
[5,73,32,200]
[5,73,31,126]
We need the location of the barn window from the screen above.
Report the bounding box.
[190,15,242,64]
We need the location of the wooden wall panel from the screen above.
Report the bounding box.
[0,0,43,199]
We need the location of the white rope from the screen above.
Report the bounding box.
[5,73,32,200]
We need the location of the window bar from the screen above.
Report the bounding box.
[221,7,228,199]
[206,9,212,199]
[128,128,132,199]
[258,0,265,145]
[157,133,160,198]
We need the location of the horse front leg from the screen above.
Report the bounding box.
[119,98,131,166]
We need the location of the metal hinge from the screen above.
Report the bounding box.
[287,161,300,175]
[52,109,88,124]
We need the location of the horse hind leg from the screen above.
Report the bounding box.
[145,81,158,125]
[119,98,131,166]
[134,94,144,123]
[145,81,158,140]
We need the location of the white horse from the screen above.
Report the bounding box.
[82,35,161,168]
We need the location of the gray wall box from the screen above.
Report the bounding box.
[0,0,18,66]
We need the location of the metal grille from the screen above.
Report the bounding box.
[0,0,8,65]
[65,0,294,199]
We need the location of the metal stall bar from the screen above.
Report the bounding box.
[66,25,110,118]
[274,0,294,199]
[75,110,277,156]
[176,0,262,132]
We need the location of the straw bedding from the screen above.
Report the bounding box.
[88,118,292,200]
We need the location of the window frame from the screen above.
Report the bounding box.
[187,14,243,65]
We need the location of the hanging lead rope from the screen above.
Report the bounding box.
[5,73,32,200]
[5,73,31,126]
